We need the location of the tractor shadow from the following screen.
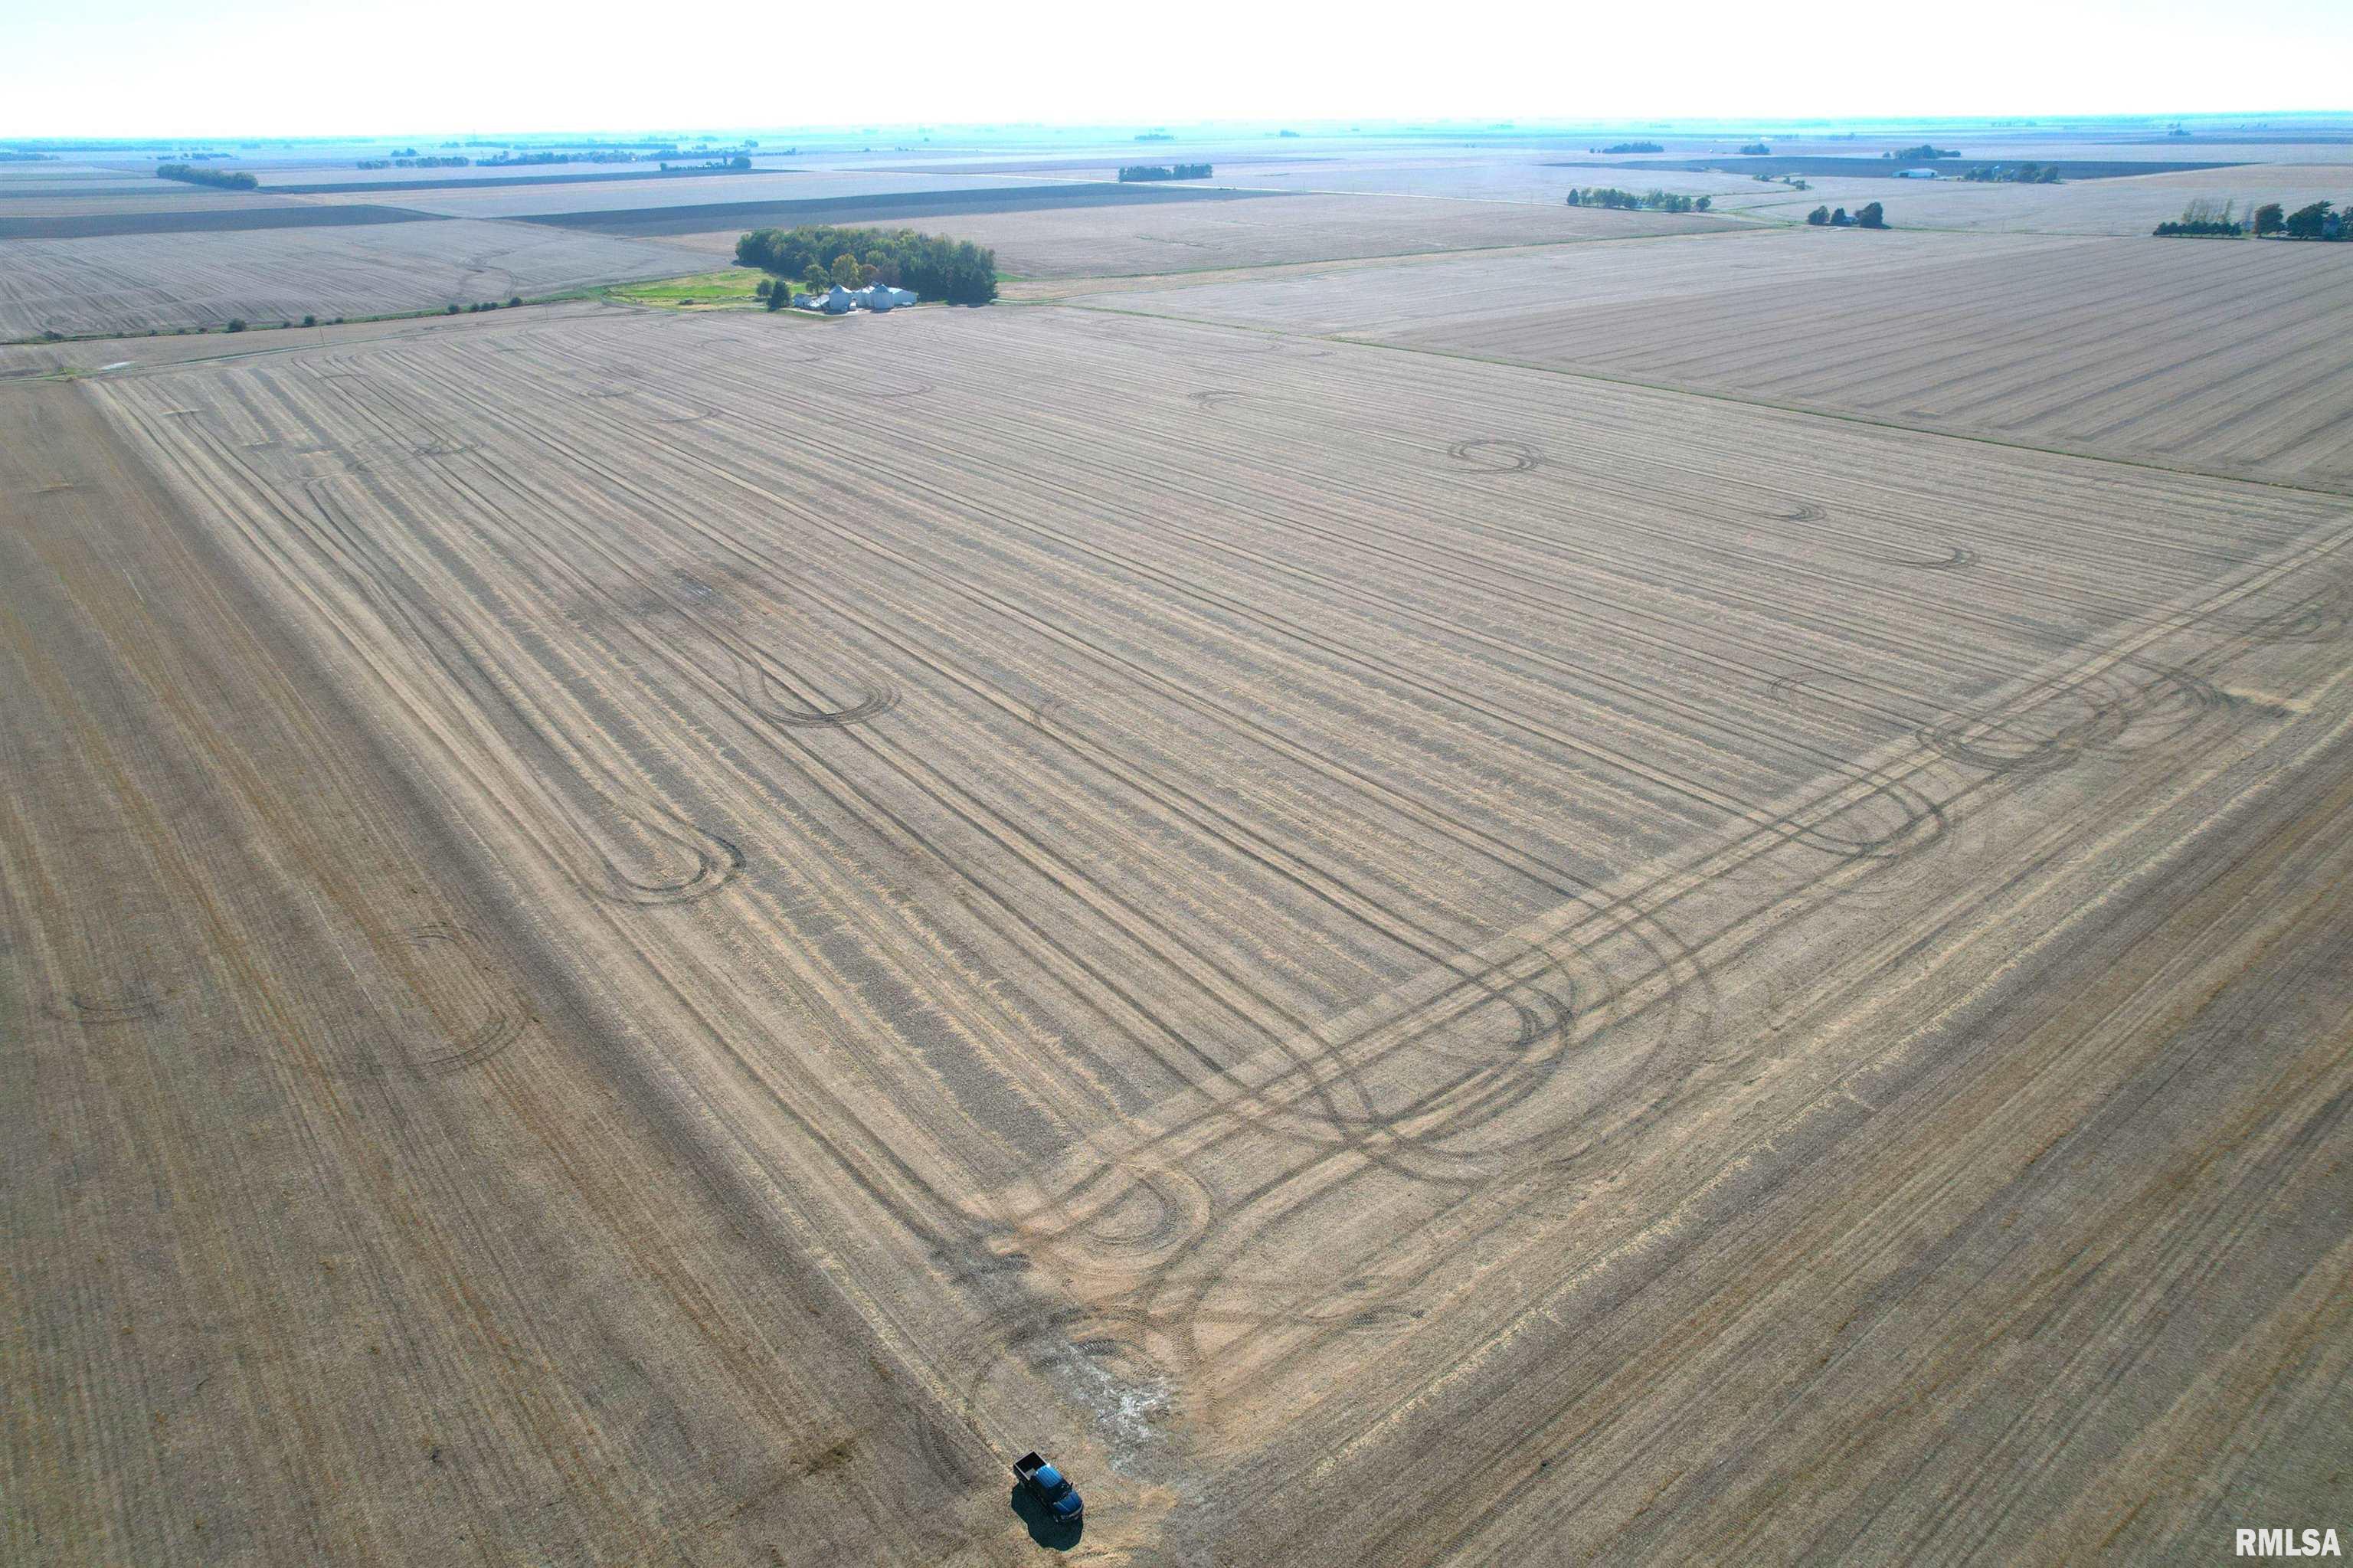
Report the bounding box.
[1009,1483,1084,1550]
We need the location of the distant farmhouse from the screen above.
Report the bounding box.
[794,283,921,314]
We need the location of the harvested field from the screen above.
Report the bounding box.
[1726,161,2353,234]
[263,165,781,196]
[1055,225,2049,330]
[525,181,1285,239]
[665,191,1745,277]
[0,220,712,339]
[8,296,2351,1563]
[0,204,442,241]
[1604,155,2242,180]
[300,169,1036,218]
[0,187,294,213]
[1076,228,2353,486]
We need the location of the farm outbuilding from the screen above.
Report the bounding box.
[793,282,919,313]
[1896,167,1942,178]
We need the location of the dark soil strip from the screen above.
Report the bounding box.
[260,165,786,197]
[520,182,1290,237]
[0,205,449,240]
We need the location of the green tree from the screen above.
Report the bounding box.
[1856,201,1886,229]
[831,252,865,286]
[2283,201,2333,239]
[1806,205,1830,225]
[802,262,828,295]
[2253,202,2286,236]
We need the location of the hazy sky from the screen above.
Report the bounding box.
[5,0,2348,138]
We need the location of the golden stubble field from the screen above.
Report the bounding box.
[0,221,715,339]
[5,298,2352,1565]
[1073,227,2353,488]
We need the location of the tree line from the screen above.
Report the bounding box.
[1566,187,1711,212]
[735,224,998,305]
[1960,162,2061,183]
[156,163,258,189]
[1593,141,1664,154]
[2153,197,2348,239]
[1806,201,1887,228]
[1119,164,1211,182]
[1884,143,1959,161]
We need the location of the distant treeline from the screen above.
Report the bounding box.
[1594,141,1664,154]
[157,163,258,189]
[1566,187,1711,212]
[2155,198,2347,240]
[1960,162,2061,183]
[1885,143,1959,160]
[1135,132,1176,142]
[0,151,60,162]
[484,149,650,166]
[1806,202,1887,228]
[736,223,998,305]
[1739,142,1772,155]
[1119,164,1211,182]
[358,155,471,169]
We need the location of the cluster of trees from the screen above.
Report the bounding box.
[1960,162,2061,183]
[1885,143,1959,160]
[480,149,653,167]
[2152,198,2348,240]
[156,163,258,189]
[735,224,998,305]
[1134,132,1176,142]
[1739,141,1772,155]
[1119,164,1211,182]
[0,150,60,162]
[1751,172,1811,189]
[2155,198,2244,236]
[1593,141,1664,154]
[2273,200,2345,239]
[1566,187,1711,211]
[1806,201,1887,228]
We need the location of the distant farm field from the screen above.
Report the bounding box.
[663,192,1743,278]
[0,220,713,338]
[522,181,1287,238]
[1075,228,2353,485]
[0,204,443,241]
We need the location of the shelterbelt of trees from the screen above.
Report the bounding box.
[1565,187,1712,212]
[2155,198,2347,239]
[156,163,258,190]
[736,224,998,305]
